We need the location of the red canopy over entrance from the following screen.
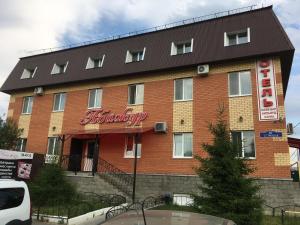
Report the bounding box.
[60,127,153,139]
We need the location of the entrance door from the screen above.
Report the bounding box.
[68,139,83,172]
[83,141,95,171]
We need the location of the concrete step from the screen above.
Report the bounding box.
[65,171,131,200]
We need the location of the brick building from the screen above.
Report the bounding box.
[0,6,295,183]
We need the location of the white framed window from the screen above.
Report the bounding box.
[124,135,141,158]
[88,88,102,109]
[173,194,194,206]
[128,84,144,105]
[51,62,68,75]
[174,78,193,101]
[125,48,146,63]
[20,67,37,79]
[86,54,105,69]
[22,96,33,114]
[173,133,193,158]
[224,28,250,46]
[53,93,66,112]
[231,131,256,158]
[228,71,252,97]
[171,39,193,55]
[16,138,27,152]
[47,137,61,155]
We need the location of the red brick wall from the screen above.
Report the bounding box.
[251,68,290,178]
[26,95,52,153]
[8,62,291,178]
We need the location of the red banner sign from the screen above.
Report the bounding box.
[256,59,279,121]
[80,108,148,126]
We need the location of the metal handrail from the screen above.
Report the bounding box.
[97,157,134,196]
[24,5,260,57]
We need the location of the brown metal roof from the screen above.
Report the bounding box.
[288,137,300,148]
[0,6,294,95]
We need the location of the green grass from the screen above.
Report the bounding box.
[33,199,113,218]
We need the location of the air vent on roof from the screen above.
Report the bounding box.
[197,64,209,76]
[34,87,44,96]
[154,122,167,133]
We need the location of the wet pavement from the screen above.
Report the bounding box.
[102,210,236,225]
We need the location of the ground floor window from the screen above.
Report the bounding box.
[124,135,141,158]
[16,138,27,152]
[173,133,193,158]
[47,137,61,155]
[231,131,256,158]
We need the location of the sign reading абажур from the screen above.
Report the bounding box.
[256,59,279,121]
[80,108,148,126]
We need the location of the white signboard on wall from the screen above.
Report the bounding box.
[256,59,279,121]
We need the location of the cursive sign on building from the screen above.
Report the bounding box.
[80,108,148,126]
[256,59,279,121]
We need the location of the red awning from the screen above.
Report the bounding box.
[58,127,153,139]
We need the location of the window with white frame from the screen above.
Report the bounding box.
[51,62,68,75]
[128,84,144,105]
[53,93,66,112]
[224,28,250,46]
[171,39,193,55]
[173,133,193,158]
[86,54,105,69]
[20,67,37,79]
[47,137,61,155]
[16,138,27,152]
[174,78,193,101]
[125,48,146,63]
[22,96,33,114]
[124,135,141,158]
[88,89,102,108]
[228,71,252,96]
[231,131,256,158]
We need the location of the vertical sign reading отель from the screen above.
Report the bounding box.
[256,59,279,121]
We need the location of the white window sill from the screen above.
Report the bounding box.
[52,110,64,113]
[124,156,141,159]
[225,42,250,47]
[85,66,102,70]
[171,51,193,56]
[229,94,252,98]
[127,103,144,106]
[21,113,31,115]
[173,156,193,159]
[51,72,65,75]
[88,106,102,110]
[173,99,193,102]
[243,157,256,160]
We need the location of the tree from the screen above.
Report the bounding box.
[0,117,23,150]
[193,106,263,225]
[28,164,76,207]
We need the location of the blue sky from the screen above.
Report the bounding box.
[0,0,299,138]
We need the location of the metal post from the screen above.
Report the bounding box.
[59,135,65,167]
[132,133,140,203]
[92,134,100,176]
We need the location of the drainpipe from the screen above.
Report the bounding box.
[92,134,100,176]
[59,135,65,167]
[132,133,140,203]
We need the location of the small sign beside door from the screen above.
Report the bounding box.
[260,131,282,138]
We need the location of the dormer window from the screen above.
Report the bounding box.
[125,48,146,63]
[20,67,37,79]
[224,28,250,46]
[86,54,105,69]
[171,39,193,55]
[51,62,68,75]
